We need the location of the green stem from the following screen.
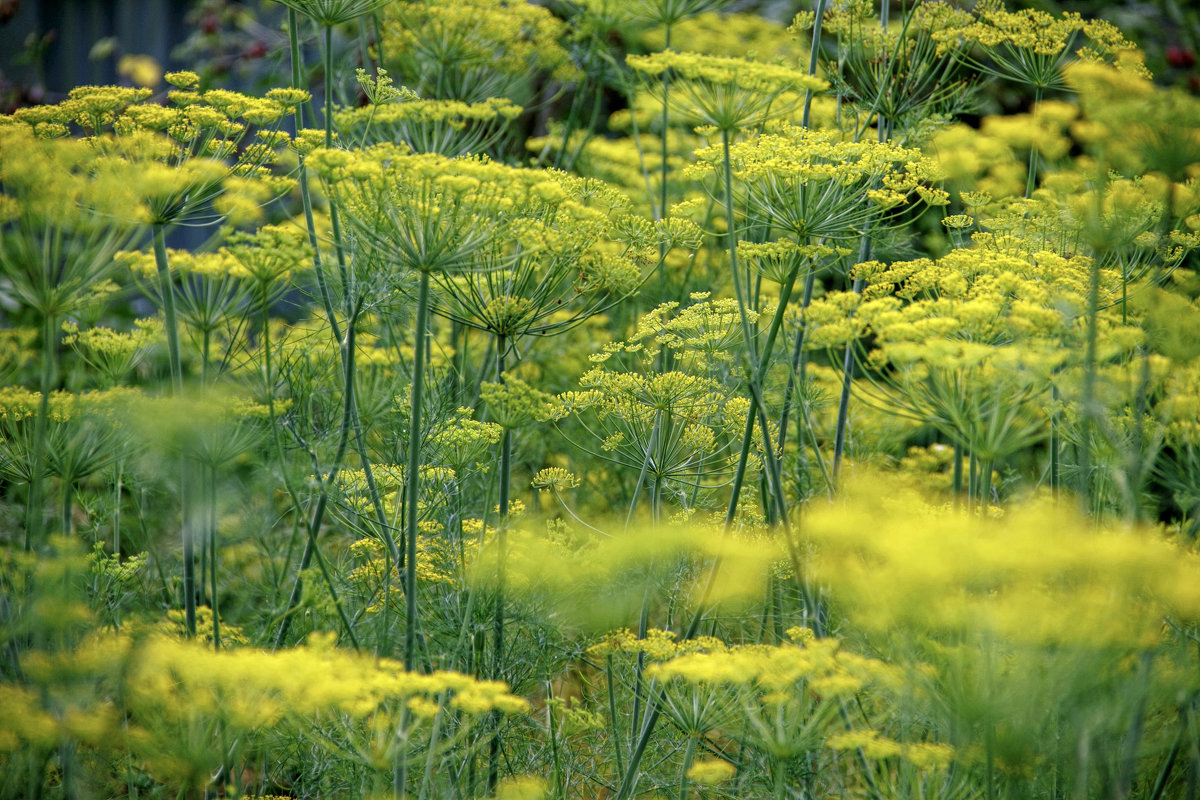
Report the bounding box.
[372,12,385,68]
[659,24,672,224]
[1025,86,1044,200]
[113,461,122,558]
[301,19,395,594]
[287,9,309,130]
[323,23,336,149]
[953,440,964,505]
[209,465,219,650]
[629,587,652,748]
[356,16,371,72]
[980,458,993,508]
[286,13,341,343]
[678,735,698,800]
[724,409,757,529]
[776,269,816,464]
[418,700,446,800]
[488,333,512,794]
[1129,348,1151,522]
[153,224,195,637]
[1080,239,1100,505]
[727,254,806,525]
[292,16,392,651]
[25,311,54,549]
[273,318,362,650]
[547,680,565,800]
[625,412,661,529]
[606,654,626,777]
[60,481,72,537]
[323,24,351,284]
[968,449,977,514]
[832,234,873,481]
[719,124,777,527]
[153,225,184,396]
[833,122,886,480]
[773,754,787,800]
[721,129,757,365]
[404,271,430,671]
[802,0,828,130]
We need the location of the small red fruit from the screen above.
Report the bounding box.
[1166,45,1196,68]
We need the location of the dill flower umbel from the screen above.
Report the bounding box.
[934,0,1147,90]
[689,123,946,250]
[330,146,647,339]
[335,94,522,155]
[381,0,574,103]
[628,50,828,132]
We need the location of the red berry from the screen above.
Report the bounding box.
[1166,45,1196,68]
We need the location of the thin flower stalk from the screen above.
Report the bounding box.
[404,271,431,671]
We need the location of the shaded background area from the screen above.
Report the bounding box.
[0,0,293,110]
[1,0,191,108]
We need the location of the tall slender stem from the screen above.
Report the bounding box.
[323,24,351,286]
[404,271,430,671]
[1080,242,1100,505]
[776,269,816,465]
[775,0,828,468]
[209,464,220,650]
[153,224,195,637]
[677,735,699,800]
[721,130,757,364]
[831,308,859,480]
[153,225,184,395]
[273,318,361,650]
[659,24,672,224]
[488,333,512,794]
[25,311,55,550]
[1025,86,1044,200]
[832,213,876,481]
[802,0,828,130]
[953,440,964,505]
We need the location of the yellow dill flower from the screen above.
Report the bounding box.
[641,10,804,66]
[2,84,298,228]
[164,70,200,89]
[430,407,503,472]
[480,378,557,429]
[531,467,580,491]
[495,776,548,800]
[691,124,943,241]
[61,318,163,385]
[822,0,978,129]
[807,472,1200,646]
[117,54,161,89]
[936,0,1146,90]
[0,127,149,320]
[331,146,647,340]
[686,758,736,785]
[382,0,575,101]
[1065,60,1200,183]
[221,224,314,288]
[827,729,903,759]
[628,50,827,132]
[336,94,521,155]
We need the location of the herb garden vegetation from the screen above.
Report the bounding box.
[3,1,1200,798]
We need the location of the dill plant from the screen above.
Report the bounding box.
[0,128,147,550]
[6,3,1200,800]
